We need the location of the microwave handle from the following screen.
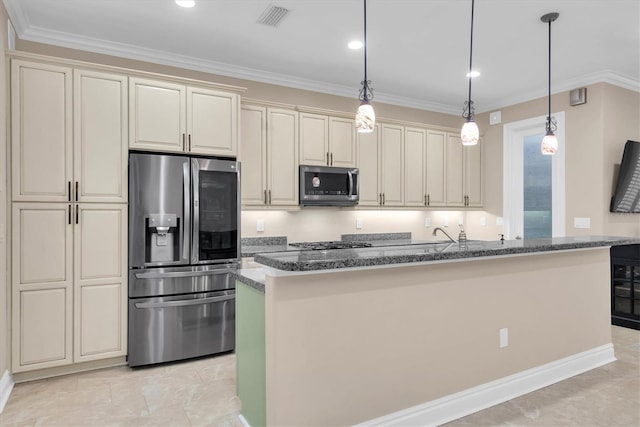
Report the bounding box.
[348,170,354,197]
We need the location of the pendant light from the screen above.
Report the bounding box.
[540,12,559,155]
[461,0,479,146]
[355,0,374,133]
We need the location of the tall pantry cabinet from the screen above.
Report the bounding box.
[10,59,128,373]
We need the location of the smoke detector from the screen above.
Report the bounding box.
[257,5,290,27]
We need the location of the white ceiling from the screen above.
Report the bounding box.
[4,0,640,114]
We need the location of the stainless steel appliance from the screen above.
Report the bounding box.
[128,152,240,367]
[299,165,359,206]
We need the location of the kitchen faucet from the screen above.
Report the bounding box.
[432,227,457,243]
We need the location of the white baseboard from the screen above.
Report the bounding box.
[357,344,616,427]
[0,370,15,414]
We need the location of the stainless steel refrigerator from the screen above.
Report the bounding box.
[128,152,240,367]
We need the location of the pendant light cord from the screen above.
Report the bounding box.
[547,17,552,131]
[467,0,475,110]
[364,0,367,84]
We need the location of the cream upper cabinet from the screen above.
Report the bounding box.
[12,202,128,372]
[267,108,299,206]
[329,117,356,167]
[299,113,356,167]
[11,60,72,202]
[74,69,128,203]
[11,61,128,203]
[356,125,381,206]
[74,204,127,362]
[130,77,239,156]
[404,127,427,207]
[240,105,268,206]
[464,139,483,207]
[380,124,404,206]
[12,203,73,372]
[299,113,328,166]
[446,133,483,207]
[240,105,299,207]
[425,130,447,207]
[187,86,238,156]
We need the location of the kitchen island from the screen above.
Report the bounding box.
[235,236,639,427]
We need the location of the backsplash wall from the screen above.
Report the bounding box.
[241,209,505,243]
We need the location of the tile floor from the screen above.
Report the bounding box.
[0,326,637,427]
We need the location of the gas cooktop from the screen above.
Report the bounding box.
[288,241,373,250]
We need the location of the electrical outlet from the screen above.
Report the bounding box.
[256,219,264,232]
[496,217,504,226]
[480,216,487,226]
[499,328,509,348]
[424,218,431,227]
[458,217,464,226]
[574,217,591,229]
[356,218,363,229]
[443,218,449,227]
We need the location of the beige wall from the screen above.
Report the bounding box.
[1,3,9,376]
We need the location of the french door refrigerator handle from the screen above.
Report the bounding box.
[134,268,234,279]
[182,161,191,263]
[191,158,200,264]
[134,293,235,309]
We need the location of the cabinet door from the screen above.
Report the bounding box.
[404,127,426,207]
[267,108,299,206]
[74,204,127,361]
[299,113,328,166]
[187,87,238,157]
[464,139,483,207]
[240,105,268,206]
[446,134,465,206]
[129,77,186,152]
[356,125,381,206]
[11,60,72,202]
[74,70,128,203]
[380,124,404,206]
[12,203,73,372]
[329,117,356,167]
[426,131,447,207]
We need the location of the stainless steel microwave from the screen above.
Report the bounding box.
[299,165,359,206]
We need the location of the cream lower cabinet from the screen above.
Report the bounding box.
[11,60,128,203]
[240,105,299,207]
[12,203,127,372]
[299,112,356,167]
[356,125,381,206]
[129,77,239,157]
[446,134,483,207]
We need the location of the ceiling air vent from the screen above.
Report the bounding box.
[257,5,290,27]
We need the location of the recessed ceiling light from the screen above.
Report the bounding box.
[466,70,480,78]
[175,0,195,7]
[348,40,363,50]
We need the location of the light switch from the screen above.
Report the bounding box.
[256,219,265,232]
[424,218,431,227]
[356,218,363,229]
[480,216,487,226]
[443,218,449,227]
[496,217,504,226]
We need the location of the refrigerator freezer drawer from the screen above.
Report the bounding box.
[129,264,237,298]
[128,290,235,367]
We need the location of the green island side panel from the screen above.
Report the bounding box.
[236,280,266,427]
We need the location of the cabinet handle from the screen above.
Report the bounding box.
[182,133,186,151]
[382,193,385,205]
[330,152,333,166]
[268,189,272,204]
[75,204,79,225]
[264,189,267,205]
[68,182,71,202]
[75,181,79,202]
[68,205,71,225]
[427,194,431,206]
[379,193,382,205]
[424,195,427,206]
[326,152,329,165]
[188,134,191,151]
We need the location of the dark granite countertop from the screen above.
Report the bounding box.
[253,236,640,272]
[241,236,289,257]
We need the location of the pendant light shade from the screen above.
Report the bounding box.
[541,12,559,155]
[355,0,374,133]
[460,0,479,146]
